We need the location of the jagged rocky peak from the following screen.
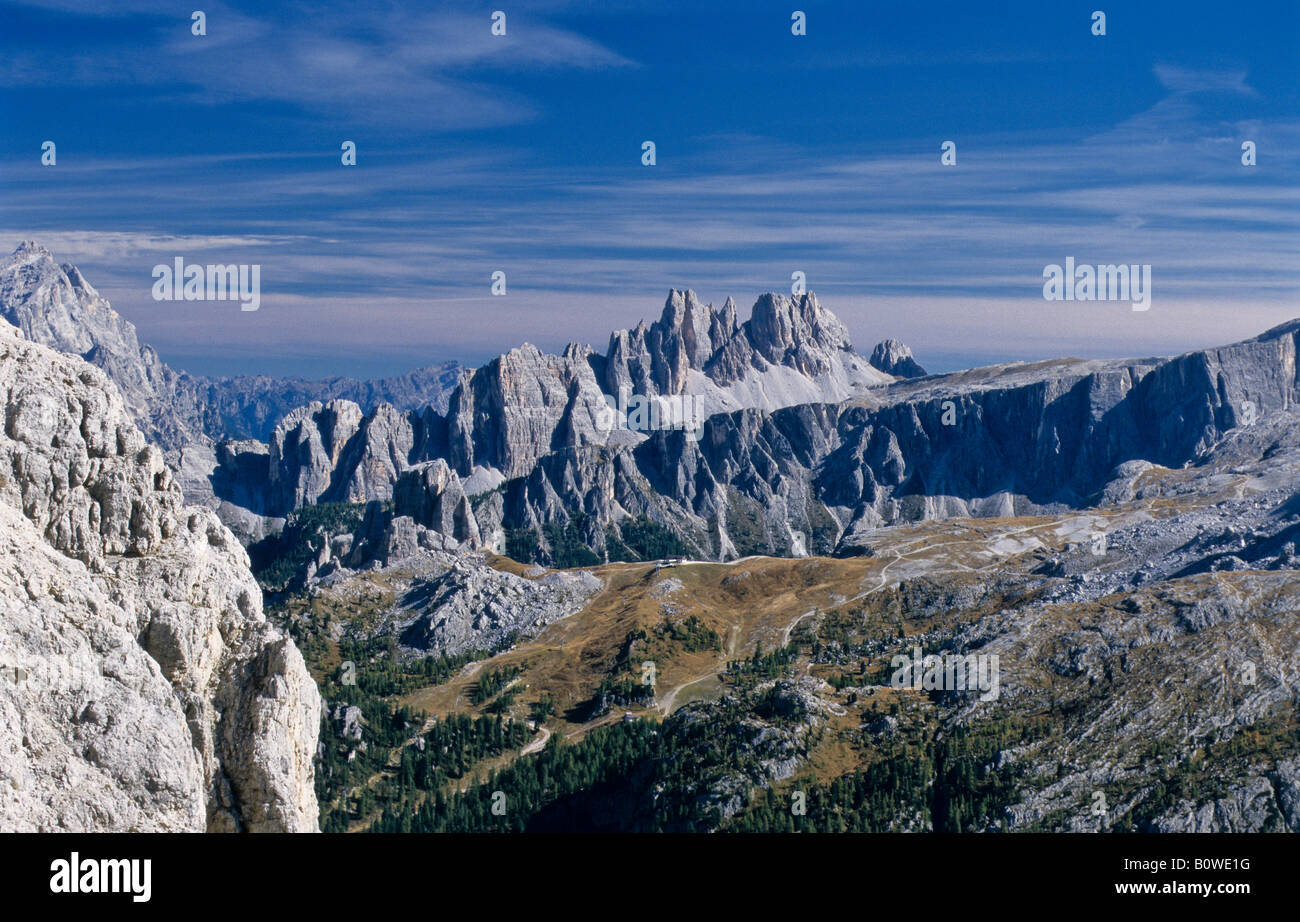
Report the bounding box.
[276,399,367,459]
[2,239,103,315]
[870,338,928,378]
[604,288,889,397]
[750,291,851,352]
[62,261,97,295]
[231,287,899,530]
[744,291,853,376]
[446,340,613,479]
[0,240,102,342]
[661,288,721,368]
[606,289,741,396]
[1,240,142,369]
[0,241,208,452]
[267,397,419,513]
[444,287,892,483]
[0,315,320,831]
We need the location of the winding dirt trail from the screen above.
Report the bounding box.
[521,725,551,755]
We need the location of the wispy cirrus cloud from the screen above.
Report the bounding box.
[1153,64,1258,96]
[1,1,635,127]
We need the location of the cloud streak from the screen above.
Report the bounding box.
[1,1,635,127]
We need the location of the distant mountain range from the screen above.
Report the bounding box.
[8,240,1300,579]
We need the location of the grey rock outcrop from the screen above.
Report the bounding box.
[0,318,320,832]
[869,339,927,378]
[332,704,367,743]
[445,342,617,479]
[305,550,603,659]
[393,460,481,547]
[291,461,485,579]
[1150,770,1298,833]
[395,557,603,657]
[266,399,433,513]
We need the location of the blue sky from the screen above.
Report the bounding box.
[1,0,1297,378]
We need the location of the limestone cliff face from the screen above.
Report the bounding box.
[0,319,319,832]
[254,289,894,512]
[393,460,481,547]
[266,399,427,513]
[459,319,1300,561]
[216,289,897,522]
[445,343,616,480]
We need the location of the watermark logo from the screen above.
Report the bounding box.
[5,660,103,694]
[941,399,957,426]
[50,853,151,903]
[1240,400,1258,426]
[597,385,706,441]
[1043,257,1151,311]
[1091,790,1108,828]
[890,647,1000,702]
[152,257,260,312]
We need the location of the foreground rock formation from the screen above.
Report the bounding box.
[0,317,320,832]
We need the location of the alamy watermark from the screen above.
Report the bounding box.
[49,853,151,902]
[596,384,706,441]
[152,257,261,311]
[1043,257,1150,311]
[890,646,1000,702]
